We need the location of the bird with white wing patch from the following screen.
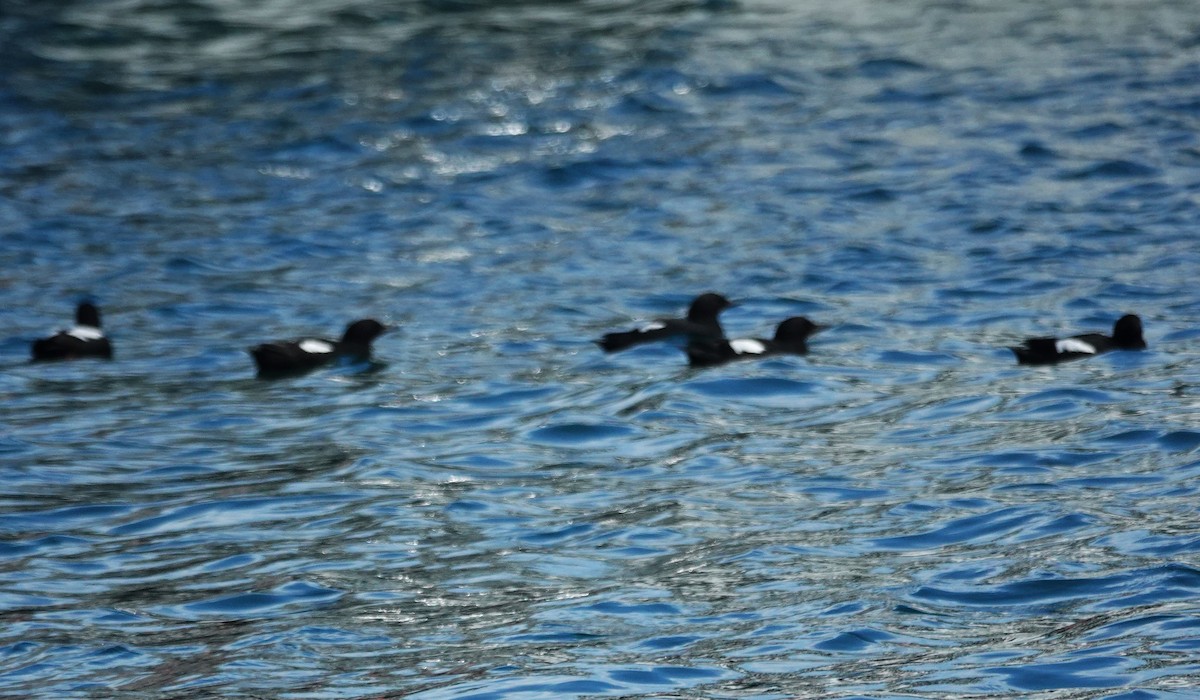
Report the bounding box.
[1010,314,1146,365]
[687,316,823,367]
[596,293,734,353]
[250,319,386,377]
[31,302,113,361]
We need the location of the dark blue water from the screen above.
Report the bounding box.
[3,0,1200,696]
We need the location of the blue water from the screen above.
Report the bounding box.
[3,0,1200,696]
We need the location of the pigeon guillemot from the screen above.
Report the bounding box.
[250,318,386,376]
[1010,314,1146,365]
[31,302,113,361]
[687,316,823,367]
[596,292,734,352]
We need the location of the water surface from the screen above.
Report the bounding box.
[3,0,1200,696]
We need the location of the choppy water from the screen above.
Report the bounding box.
[3,0,1200,696]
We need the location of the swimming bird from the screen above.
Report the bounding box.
[687,316,823,367]
[596,293,734,353]
[250,319,386,376]
[1010,314,1146,365]
[31,302,113,361]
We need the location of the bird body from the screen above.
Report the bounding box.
[597,293,733,352]
[31,303,113,361]
[687,316,822,367]
[1010,314,1145,365]
[250,319,386,376]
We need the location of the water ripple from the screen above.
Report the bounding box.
[3,0,1200,696]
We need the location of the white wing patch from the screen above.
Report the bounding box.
[67,325,104,341]
[639,321,667,333]
[299,339,335,354]
[729,339,767,355]
[1055,338,1096,354]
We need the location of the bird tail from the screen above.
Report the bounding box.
[250,344,292,373]
[596,330,641,353]
[686,339,735,367]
